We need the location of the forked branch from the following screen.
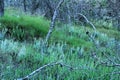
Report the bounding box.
[45,0,64,43]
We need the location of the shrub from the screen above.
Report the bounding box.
[0,14,50,40]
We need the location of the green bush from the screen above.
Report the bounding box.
[0,14,50,40]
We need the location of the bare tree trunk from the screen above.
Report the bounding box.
[67,3,71,24]
[45,0,64,43]
[40,0,64,54]
[23,0,27,12]
[0,0,4,17]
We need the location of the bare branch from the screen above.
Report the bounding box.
[17,61,80,80]
[45,0,64,43]
[41,0,64,54]
[95,71,120,79]
[17,54,120,80]
[97,60,120,67]
[17,61,61,80]
[95,52,120,68]
[77,13,96,31]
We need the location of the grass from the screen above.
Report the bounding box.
[0,39,119,80]
[0,9,120,80]
[98,28,120,40]
[0,13,50,40]
[0,12,93,49]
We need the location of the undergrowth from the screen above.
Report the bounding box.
[0,38,119,80]
[0,9,120,80]
[0,13,50,40]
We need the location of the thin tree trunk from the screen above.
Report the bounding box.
[0,0,4,17]
[41,0,64,54]
[45,0,64,43]
[23,0,27,12]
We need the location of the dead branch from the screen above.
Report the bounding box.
[16,54,120,80]
[77,13,96,31]
[95,71,120,79]
[41,0,64,54]
[94,52,120,68]
[97,60,120,67]
[45,0,64,43]
[59,63,78,70]
[100,52,120,67]
[17,61,79,80]
[17,61,61,80]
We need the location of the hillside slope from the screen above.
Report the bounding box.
[0,11,120,80]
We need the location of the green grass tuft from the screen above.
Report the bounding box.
[0,14,50,40]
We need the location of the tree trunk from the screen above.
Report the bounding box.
[23,0,27,12]
[0,0,4,17]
